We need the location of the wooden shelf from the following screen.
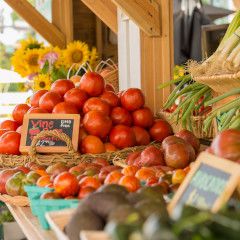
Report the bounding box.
[6,204,56,240]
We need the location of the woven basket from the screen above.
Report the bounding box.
[0,194,29,207]
[0,130,160,168]
[157,111,214,139]
[194,71,240,94]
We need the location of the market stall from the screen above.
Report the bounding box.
[0,0,240,240]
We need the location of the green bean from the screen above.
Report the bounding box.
[221,108,238,130]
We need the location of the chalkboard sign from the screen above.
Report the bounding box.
[168,152,240,215]
[20,114,80,153]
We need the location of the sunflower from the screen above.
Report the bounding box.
[24,48,41,75]
[19,37,43,51]
[33,74,52,91]
[63,41,90,69]
[89,47,99,70]
[11,49,29,77]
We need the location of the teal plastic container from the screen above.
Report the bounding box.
[24,186,53,216]
[24,186,79,230]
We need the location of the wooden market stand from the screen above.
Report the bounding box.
[3,0,173,239]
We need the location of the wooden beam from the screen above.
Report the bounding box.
[52,0,73,45]
[140,0,173,112]
[81,0,117,34]
[4,0,65,47]
[113,0,160,37]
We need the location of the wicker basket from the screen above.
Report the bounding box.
[157,111,214,139]
[194,71,240,94]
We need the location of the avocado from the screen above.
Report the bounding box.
[135,199,169,220]
[85,191,128,220]
[108,204,143,224]
[98,184,128,196]
[65,202,104,240]
[143,214,176,240]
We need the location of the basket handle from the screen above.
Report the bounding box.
[29,130,75,157]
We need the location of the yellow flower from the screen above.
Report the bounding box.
[33,74,52,91]
[89,47,99,69]
[24,48,41,75]
[173,65,185,80]
[11,49,29,77]
[19,37,43,50]
[63,41,90,69]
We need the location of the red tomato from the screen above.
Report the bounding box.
[149,119,173,142]
[120,88,145,111]
[79,176,102,189]
[132,107,154,128]
[52,102,79,114]
[64,88,88,110]
[39,92,62,112]
[132,126,151,145]
[83,97,110,115]
[111,107,133,126]
[12,104,30,124]
[104,143,118,152]
[146,176,159,186]
[54,172,79,197]
[125,151,141,165]
[92,158,109,167]
[30,90,48,107]
[119,175,140,192]
[0,129,9,137]
[14,166,30,174]
[105,83,115,92]
[79,72,105,97]
[27,107,48,114]
[104,170,123,184]
[83,110,112,139]
[135,167,156,181]
[122,165,139,176]
[109,125,136,149]
[81,135,105,154]
[0,131,21,155]
[100,91,120,107]
[50,79,75,97]
[0,120,19,131]
[78,187,95,199]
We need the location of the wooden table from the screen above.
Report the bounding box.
[6,204,57,240]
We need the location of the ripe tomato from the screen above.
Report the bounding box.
[78,187,95,199]
[79,176,102,189]
[83,97,110,115]
[109,125,136,149]
[81,135,105,154]
[0,129,9,137]
[83,110,112,139]
[0,131,21,155]
[79,72,105,97]
[104,142,118,152]
[110,107,132,126]
[149,119,173,142]
[135,167,156,181]
[39,91,62,112]
[0,120,19,131]
[30,90,48,107]
[125,152,141,165]
[51,79,75,97]
[100,91,120,107]
[120,88,145,111]
[64,88,88,110]
[27,107,48,114]
[92,158,109,167]
[104,170,123,184]
[122,166,139,176]
[54,172,79,197]
[52,102,79,114]
[36,175,51,187]
[105,83,115,92]
[146,176,159,186]
[12,104,30,124]
[172,169,186,185]
[119,175,140,192]
[132,126,151,145]
[132,107,154,128]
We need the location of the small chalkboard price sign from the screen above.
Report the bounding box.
[20,114,80,153]
[168,152,240,215]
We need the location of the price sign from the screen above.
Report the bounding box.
[20,114,80,153]
[168,152,240,215]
